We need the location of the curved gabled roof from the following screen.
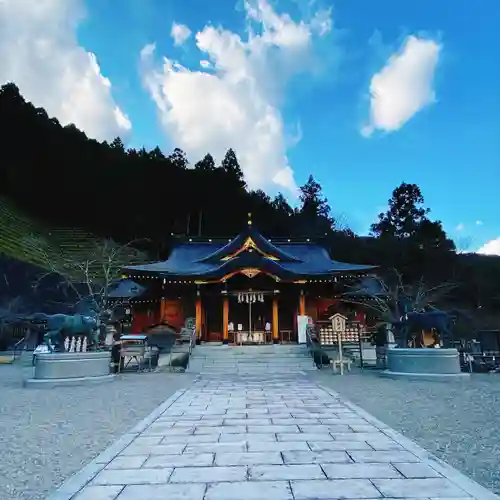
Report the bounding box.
[199,226,300,263]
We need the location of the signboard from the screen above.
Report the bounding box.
[329,313,346,333]
[329,313,347,375]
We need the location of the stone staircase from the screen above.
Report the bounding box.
[186,344,316,374]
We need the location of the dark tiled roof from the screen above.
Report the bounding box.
[123,228,376,280]
[107,279,146,298]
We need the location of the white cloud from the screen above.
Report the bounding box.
[0,0,131,142]
[477,238,500,256]
[140,0,332,193]
[171,22,191,46]
[200,60,212,69]
[455,223,465,231]
[362,35,441,137]
[476,220,483,226]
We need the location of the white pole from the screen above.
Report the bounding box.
[248,293,252,343]
[338,330,344,375]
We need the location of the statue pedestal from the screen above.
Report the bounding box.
[24,351,114,388]
[380,348,470,381]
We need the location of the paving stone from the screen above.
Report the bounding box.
[365,438,405,450]
[350,424,379,432]
[267,411,294,417]
[73,485,124,500]
[116,483,206,500]
[349,450,420,463]
[178,419,224,427]
[143,426,194,436]
[296,424,339,433]
[247,425,300,433]
[428,498,472,500]
[157,415,201,422]
[170,465,247,483]
[160,434,220,444]
[184,442,246,454]
[105,455,148,469]
[277,432,334,441]
[321,463,403,479]
[271,418,320,425]
[308,440,373,451]
[144,453,214,468]
[223,418,271,425]
[194,425,247,434]
[394,462,443,478]
[372,478,471,498]
[249,464,325,480]
[283,450,351,464]
[129,436,163,446]
[205,480,293,500]
[161,410,185,416]
[219,433,276,442]
[331,432,387,441]
[215,451,284,466]
[225,408,269,416]
[247,441,310,452]
[291,478,382,499]
[92,468,173,485]
[321,417,368,425]
[121,443,185,456]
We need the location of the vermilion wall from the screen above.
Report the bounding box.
[131,306,161,332]
[162,300,184,331]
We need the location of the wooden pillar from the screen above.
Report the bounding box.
[195,295,202,344]
[272,297,279,344]
[222,296,229,344]
[299,290,306,316]
[160,298,166,322]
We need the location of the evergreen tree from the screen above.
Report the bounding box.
[221,148,246,188]
[298,175,333,236]
[371,182,454,251]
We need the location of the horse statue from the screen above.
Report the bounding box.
[397,310,453,348]
[40,314,99,352]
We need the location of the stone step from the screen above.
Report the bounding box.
[190,356,310,362]
[186,345,316,374]
[187,363,316,374]
[197,367,316,374]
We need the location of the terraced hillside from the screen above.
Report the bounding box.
[0,198,148,272]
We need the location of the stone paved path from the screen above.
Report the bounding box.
[51,374,499,500]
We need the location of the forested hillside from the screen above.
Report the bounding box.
[0,82,499,320]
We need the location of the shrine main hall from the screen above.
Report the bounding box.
[122,220,376,344]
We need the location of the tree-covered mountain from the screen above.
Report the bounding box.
[0,82,499,318]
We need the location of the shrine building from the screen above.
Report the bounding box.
[121,218,376,344]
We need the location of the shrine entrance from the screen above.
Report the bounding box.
[227,290,274,344]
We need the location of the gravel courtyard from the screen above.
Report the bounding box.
[311,369,500,494]
[0,364,195,500]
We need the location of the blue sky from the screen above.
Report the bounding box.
[1,0,498,252]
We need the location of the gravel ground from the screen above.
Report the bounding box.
[0,364,195,500]
[311,368,500,494]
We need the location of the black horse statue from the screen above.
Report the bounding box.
[396,310,454,347]
[38,313,99,352]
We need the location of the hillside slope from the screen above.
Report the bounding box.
[0,197,148,272]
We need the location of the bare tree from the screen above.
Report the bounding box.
[332,212,353,234]
[341,270,457,328]
[23,234,147,316]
